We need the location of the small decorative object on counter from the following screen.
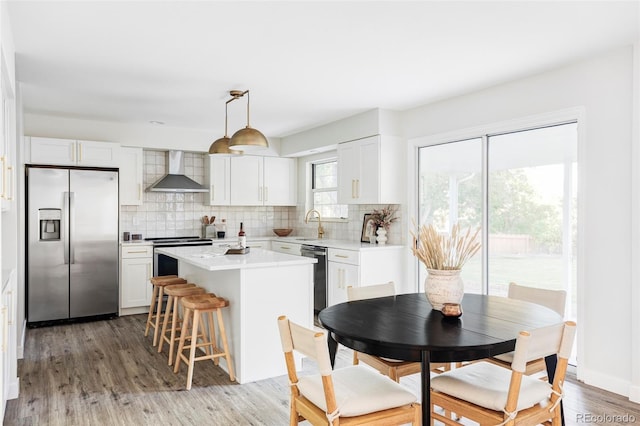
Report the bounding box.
[123,232,130,241]
[273,228,293,237]
[238,222,246,247]
[204,224,217,238]
[132,233,142,241]
[371,205,398,245]
[369,227,376,244]
[218,219,227,239]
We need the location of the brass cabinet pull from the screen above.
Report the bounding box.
[0,156,5,199]
[7,165,12,200]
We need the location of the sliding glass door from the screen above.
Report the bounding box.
[417,122,577,320]
[417,138,483,293]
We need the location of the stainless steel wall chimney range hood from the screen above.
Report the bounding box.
[146,151,209,193]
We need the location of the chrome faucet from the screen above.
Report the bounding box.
[304,209,324,239]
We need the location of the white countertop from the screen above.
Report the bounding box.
[121,236,404,251]
[156,246,317,271]
[273,237,404,251]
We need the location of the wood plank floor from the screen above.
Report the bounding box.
[4,314,640,425]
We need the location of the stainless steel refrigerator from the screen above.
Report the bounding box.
[27,166,119,324]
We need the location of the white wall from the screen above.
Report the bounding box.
[23,113,283,156]
[402,46,636,399]
[280,108,403,157]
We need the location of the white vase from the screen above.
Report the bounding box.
[424,269,464,310]
[376,227,388,245]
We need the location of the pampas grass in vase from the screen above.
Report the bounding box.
[410,222,481,310]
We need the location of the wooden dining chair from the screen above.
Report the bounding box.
[347,282,450,381]
[430,320,576,425]
[277,315,421,426]
[486,282,567,376]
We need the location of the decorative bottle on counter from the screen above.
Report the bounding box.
[218,219,227,239]
[238,222,246,248]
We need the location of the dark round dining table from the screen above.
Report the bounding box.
[318,293,565,424]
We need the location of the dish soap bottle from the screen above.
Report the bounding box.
[238,222,246,248]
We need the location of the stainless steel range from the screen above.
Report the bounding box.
[146,236,213,276]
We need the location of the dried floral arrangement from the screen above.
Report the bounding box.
[411,222,481,270]
[371,205,399,230]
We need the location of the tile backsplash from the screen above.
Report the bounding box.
[120,151,405,244]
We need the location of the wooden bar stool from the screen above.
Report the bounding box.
[144,275,188,346]
[158,285,207,366]
[174,293,235,389]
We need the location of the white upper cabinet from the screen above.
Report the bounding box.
[119,147,144,206]
[230,156,263,205]
[229,156,296,206]
[337,135,403,205]
[77,140,120,167]
[1,92,14,212]
[263,157,297,206]
[28,137,76,166]
[28,136,121,168]
[205,156,231,206]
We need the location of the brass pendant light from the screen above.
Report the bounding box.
[208,94,242,155]
[228,90,269,151]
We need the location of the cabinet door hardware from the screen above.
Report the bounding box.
[0,157,5,199]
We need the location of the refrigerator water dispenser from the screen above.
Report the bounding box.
[39,208,61,240]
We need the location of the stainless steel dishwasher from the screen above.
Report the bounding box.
[300,244,328,314]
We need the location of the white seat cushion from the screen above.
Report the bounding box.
[494,351,515,363]
[297,365,417,417]
[430,361,551,412]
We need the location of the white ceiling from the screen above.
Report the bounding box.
[7,1,640,139]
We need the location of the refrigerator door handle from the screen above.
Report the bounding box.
[63,191,70,264]
[69,192,75,264]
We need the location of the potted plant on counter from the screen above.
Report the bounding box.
[371,205,399,245]
[410,222,481,311]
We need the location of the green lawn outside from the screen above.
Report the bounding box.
[456,254,577,318]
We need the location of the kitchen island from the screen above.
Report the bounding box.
[155,246,316,384]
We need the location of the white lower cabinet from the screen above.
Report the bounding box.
[120,245,153,311]
[1,269,18,417]
[327,246,405,306]
[271,241,302,255]
[328,257,360,306]
[328,248,360,306]
[247,239,271,250]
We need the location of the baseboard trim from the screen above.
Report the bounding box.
[580,367,630,398]
[629,385,640,403]
[17,319,26,359]
[7,378,19,400]
[119,306,149,316]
